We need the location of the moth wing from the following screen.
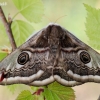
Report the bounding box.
[0,29,46,85]
[53,69,82,86]
[61,28,100,83]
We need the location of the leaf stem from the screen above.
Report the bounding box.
[12,11,20,20]
[32,88,44,95]
[0,6,17,51]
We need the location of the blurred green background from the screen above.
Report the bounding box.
[0,0,100,100]
[0,0,99,47]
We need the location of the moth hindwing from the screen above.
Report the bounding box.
[0,23,100,86]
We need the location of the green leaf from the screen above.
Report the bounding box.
[12,0,44,23]
[0,52,7,61]
[11,20,34,46]
[0,21,7,35]
[30,87,44,100]
[7,84,18,93]
[33,93,44,100]
[31,86,39,91]
[84,4,100,49]
[16,90,34,100]
[44,82,75,100]
[0,21,10,46]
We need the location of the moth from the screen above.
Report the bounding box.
[0,23,100,87]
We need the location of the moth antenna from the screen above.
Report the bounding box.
[43,15,52,22]
[54,15,67,23]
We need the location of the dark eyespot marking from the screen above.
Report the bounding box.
[80,51,91,64]
[17,52,29,65]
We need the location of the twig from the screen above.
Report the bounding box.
[97,95,100,100]
[44,96,46,100]
[0,6,17,51]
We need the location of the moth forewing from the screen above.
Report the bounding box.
[66,45,99,83]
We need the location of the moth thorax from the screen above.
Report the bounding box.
[48,37,59,47]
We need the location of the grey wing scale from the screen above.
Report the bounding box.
[66,48,100,83]
[29,67,82,86]
[53,69,82,86]
[29,71,54,86]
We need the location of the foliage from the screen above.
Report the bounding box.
[11,20,34,46]
[12,0,44,23]
[43,82,75,100]
[0,1,99,100]
[0,52,7,60]
[7,84,19,93]
[84,4,100,50]
[16,90,34,100]
[0,0,44,59]
[16,82,75,100]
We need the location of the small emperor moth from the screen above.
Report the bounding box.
[0,23,100,87]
